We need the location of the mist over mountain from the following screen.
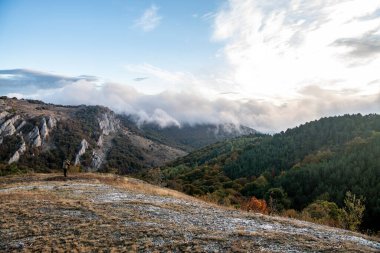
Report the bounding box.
[1,0,380,251]
[1,69,379,133]
[0,97,255,175]
[122,114,256,152]
[151,113,380,232]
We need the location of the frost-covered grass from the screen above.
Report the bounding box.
[1,173,379,252]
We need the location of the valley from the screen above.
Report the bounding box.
[145,114,380,232]
[2,1,379,252]
[1,97,380,252]
[0,97,250,175]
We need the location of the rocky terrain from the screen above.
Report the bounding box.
[0,97,186,174]
[1,173,379,252]
[0,97,254,175]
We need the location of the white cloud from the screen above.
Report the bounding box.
[0,74,20,79]
[212,0,380,98]
[3,1,380,132]
[134,5,162,32]
[137,108,181,128]
[125,63,186,84]
[201,12,216,21]
[124,63,222,97]
[7,72,379,132]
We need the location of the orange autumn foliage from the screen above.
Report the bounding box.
[244,196,268,214]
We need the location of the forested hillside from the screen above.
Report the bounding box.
[0,97,186,175]
[0,97,252,175]
[120,115,256,152]
[145,114,380,232]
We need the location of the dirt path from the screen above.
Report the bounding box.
[0,173,379,252]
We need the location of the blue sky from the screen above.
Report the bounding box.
[0,0,379,132]
[0,0,221,82]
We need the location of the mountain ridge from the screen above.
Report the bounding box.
[0,97,185,174]
[0,97,255,175]
[148,113,380,232]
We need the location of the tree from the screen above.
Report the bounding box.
[244,196,268,214]
[240,175,268,198]
[343,191,365,231]
[264,187,290,213]
[302,200,345,227]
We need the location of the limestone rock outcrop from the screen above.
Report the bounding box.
[0,111,9,124]
[16,120,26,131]
[91,150,104,169]
[40,118,49,141]
[74,139,89,165]
[89,113,120,170]
[47,116,57,129]
[96,135,103,147]
[28,126,42,147]
[0,115,20,136]
[98,113,119,136]
[0,115,20,144]
[8,137,26,164]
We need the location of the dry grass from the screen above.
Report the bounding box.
[1,173,379,252]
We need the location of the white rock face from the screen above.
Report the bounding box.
[40,118,49,141]
[8,138,26,164]
[88,113,120,170]
[91,135,105,170]
[96,135,103,147]
[16,120,26,131]
[98,113,119,135]
[0,115,19,137]
[19,140,26,152]
[8,115,20,125]
[8,151,20,164]
[0,122,16,136]
[47,116,57,129]
[0,111,9,124]
[91,150,104,169]
[74,139,89,165]
[28,126,42,147]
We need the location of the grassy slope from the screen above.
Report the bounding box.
[1,173,379,252]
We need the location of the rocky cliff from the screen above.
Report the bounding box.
[0,97,186,174]
[0,97,256,175]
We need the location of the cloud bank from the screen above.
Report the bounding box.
[1,69,379,133]
[213,0,380,98]
[1,1,379,133]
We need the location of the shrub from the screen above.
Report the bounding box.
[264,187,290,213]
[302,200,345,227]
[243,196,268,214]
[282,209,299,219]
[343,191,365,231]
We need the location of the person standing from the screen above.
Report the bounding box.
[63,159,70,177]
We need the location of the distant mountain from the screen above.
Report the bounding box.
[148,114,380,232]
[121,115,256,152]
[0,97,186,175]
[0,97,253,175]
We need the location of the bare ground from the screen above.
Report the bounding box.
[0,173,379,252]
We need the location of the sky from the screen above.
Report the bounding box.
[0,0,379,132]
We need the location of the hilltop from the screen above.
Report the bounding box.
[149,114,380,232]
[0,97,254,175]
[1,173,379,252]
